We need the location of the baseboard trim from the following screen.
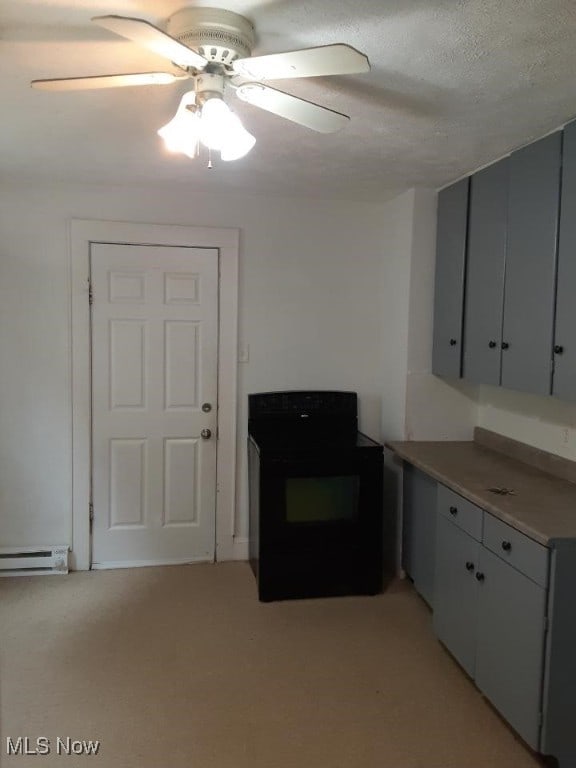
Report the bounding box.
[230,537,249,561]
[87,539,249,570]
[91,556,213,570]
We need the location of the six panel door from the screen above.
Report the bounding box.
[90,243,219,567]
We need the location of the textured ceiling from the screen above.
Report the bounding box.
[2,0,576,200]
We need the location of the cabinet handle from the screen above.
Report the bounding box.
[465,561,475,571]
[488,340,497,349]
[449,338,457,346]
[501,540,512,552]
[449,506,458,516]
[554,345,564,355]
[501,342,510,350]
[475,572,485,582]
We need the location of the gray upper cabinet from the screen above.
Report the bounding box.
[500,132,561,395]
[463,158,509,386]
[432,178,469,378]
[553,120,576,399]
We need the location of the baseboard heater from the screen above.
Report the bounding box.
[0,546,69,577]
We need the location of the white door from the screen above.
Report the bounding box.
[90,243,219,568]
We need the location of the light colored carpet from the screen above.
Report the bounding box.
[0,563,544,768]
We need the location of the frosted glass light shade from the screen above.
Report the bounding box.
[199,98,232,151]
[220,115,256,161]
[157,91,199,159]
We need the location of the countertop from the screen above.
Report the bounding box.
[387,439,576,546]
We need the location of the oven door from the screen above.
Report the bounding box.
[260,449,382,544]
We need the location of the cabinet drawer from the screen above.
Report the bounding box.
[482,514,549,588]
[437,485,483,541]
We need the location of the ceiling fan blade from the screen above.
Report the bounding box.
[233,44,369,81]
[31,72,187,91]
[92,15,207,70]
[235,83,349,133]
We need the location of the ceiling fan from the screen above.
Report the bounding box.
[31,7,370,162]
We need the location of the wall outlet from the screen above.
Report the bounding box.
[562,427,570,446]
[238,343,249,364]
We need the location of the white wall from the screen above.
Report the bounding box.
[379,187,478,442]
[378,189,413,441]
[478,386,576,459]
[0,178,489,562]
[379,187,478,569]
[390,183,576,455]
[405,188,478,440]
[0,180,389,553]
[4,173,570,562]
[398,184,576,458]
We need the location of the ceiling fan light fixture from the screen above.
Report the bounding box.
[158,90,255,162]
[33,10,371,161]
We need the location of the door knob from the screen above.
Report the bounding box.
[475,572,485,582]
[488,340,497,348]
[202,402,212,412]
[465,561,475,571]
[554,345,564,355]
[449,338,457,346]
[200,428,212,440]
[501,341,509,350]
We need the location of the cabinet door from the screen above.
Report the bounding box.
[432,178,469,378]
[433,514,480,677]
[501,132,561,395]
[402,465,437,607]
[475,547,546,750]
[463,159,509,386]
[553,120,576,399]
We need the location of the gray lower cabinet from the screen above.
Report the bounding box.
[400,460,576,767]
[432,484,549,755]
[432,178,469,379]
[433,514,479,677]
[499,132,561,395]
[402,464,437,606]
[475,547,546,750]
[540,541,576,767]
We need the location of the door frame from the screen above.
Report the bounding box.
[70,219,239,571]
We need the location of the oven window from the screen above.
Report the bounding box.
[285,475,359,523]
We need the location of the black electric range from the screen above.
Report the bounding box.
[247,390,387,601]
